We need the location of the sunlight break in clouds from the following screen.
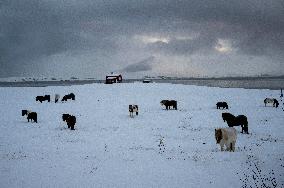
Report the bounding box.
[134,35,170,44]
[215,39,233,53]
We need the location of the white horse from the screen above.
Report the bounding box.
[215,127,237,152]
[129,105,138,118]
[55,94,60,103]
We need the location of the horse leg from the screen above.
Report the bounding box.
[71,124,75,130]
[220,143,224,151]
[231,141,236,152]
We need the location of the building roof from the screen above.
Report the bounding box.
[106,74,122,77]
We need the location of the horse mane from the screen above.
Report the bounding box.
[222,112,235,119]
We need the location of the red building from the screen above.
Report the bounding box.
[105,74,122,84]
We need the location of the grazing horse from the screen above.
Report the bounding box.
[62,114,76,130]
[22,110,37,123]
[264,98,279,108]
[160,100,177,110]
[62,93,75,102]
[36,95,50,103]
[222,113,249,134]
[216,102,228,109]
[215,127,237,152]
[129,105,139,118]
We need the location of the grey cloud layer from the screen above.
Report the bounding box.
[0,0,283,77]
[122,56,154,73]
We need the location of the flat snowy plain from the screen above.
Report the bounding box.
[0,83,283,188]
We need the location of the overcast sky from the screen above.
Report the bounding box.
[0,0,284,79]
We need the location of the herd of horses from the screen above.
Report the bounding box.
[214,97,280,152]
[130,97,279,151]
[22,93,280,152]
[22,93,76,130]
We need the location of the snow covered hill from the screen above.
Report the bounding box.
[0,83,283,188]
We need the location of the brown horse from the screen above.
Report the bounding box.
[215,127,237,152]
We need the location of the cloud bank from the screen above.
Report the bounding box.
[0,0,283,78]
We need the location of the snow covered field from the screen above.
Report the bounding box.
[0,83,283,188]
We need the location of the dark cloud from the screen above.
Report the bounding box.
[122,56,154,73]
[0,0,283,78]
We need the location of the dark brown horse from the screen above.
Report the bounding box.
[222,113,248,134]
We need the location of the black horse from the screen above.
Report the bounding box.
[222,112,248,134]
[160,100,177,110]
[62,93,75,102]
[216,102,228,109]
[36,95,50,103]
[22,110,37,123]
[62,114,76,130]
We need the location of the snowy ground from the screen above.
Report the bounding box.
[0,83,283,188]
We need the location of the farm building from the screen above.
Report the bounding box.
[105,73,122,84]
